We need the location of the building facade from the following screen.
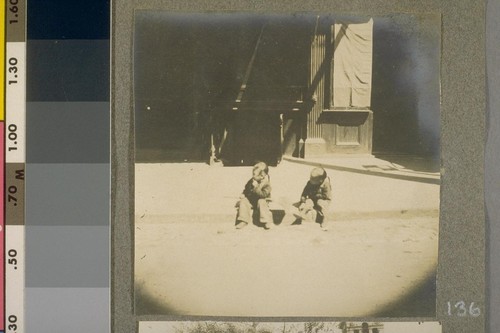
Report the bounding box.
[134,13,440,165]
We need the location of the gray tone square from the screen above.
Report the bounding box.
[27,102,110,163]
[6,163,25,226]
[26,226,109,288]
[27,39,109,101]
[26,287,109,333]
[26,163,109,226]
[6,0,25,42]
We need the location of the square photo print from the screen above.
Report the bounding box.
[133,11,441,317]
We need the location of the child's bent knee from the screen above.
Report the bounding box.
[257,198,268,206]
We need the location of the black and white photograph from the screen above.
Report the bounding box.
[133,11,441,317]
[139,321,442,333]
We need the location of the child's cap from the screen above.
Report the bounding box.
[310,167,326,180]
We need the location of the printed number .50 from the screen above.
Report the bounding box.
[447,301,481,317]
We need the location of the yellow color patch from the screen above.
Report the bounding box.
[0,1,5,121]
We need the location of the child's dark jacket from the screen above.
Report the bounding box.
[242,178,271,206]
[301,177,332,203]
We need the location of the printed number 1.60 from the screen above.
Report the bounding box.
[8,0,19,25]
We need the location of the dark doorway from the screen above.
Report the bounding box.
[221,112,282,166]
[134,13,311,164]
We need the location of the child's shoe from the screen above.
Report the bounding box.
[235,221,248,229]
[292,210,304,220]
[293,208,308,221]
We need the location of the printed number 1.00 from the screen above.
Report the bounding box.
[7,124,18,152]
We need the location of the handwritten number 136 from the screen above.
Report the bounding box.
[447,301,481,317]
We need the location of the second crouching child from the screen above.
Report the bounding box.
[297,167,332,230]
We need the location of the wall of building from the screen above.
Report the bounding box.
[134,13,441,163]
[371,14,441,157]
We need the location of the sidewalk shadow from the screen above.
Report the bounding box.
[285,156,440,185]
[373,154,440,174]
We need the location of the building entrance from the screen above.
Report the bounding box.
[134,14,311,164]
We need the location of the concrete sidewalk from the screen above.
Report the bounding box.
[135,156,440,221]
[134,157,440,317]
[135,216,438,317]
[283,154,440,184]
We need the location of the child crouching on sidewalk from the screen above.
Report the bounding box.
[296,167,332,230]
[235,162,273,230]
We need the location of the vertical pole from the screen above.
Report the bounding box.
[308,28,325,138]
[305,17,327,157]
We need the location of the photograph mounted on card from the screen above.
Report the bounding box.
[133,11,441,317]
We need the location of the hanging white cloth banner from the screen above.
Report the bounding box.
[333,18,373,108]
